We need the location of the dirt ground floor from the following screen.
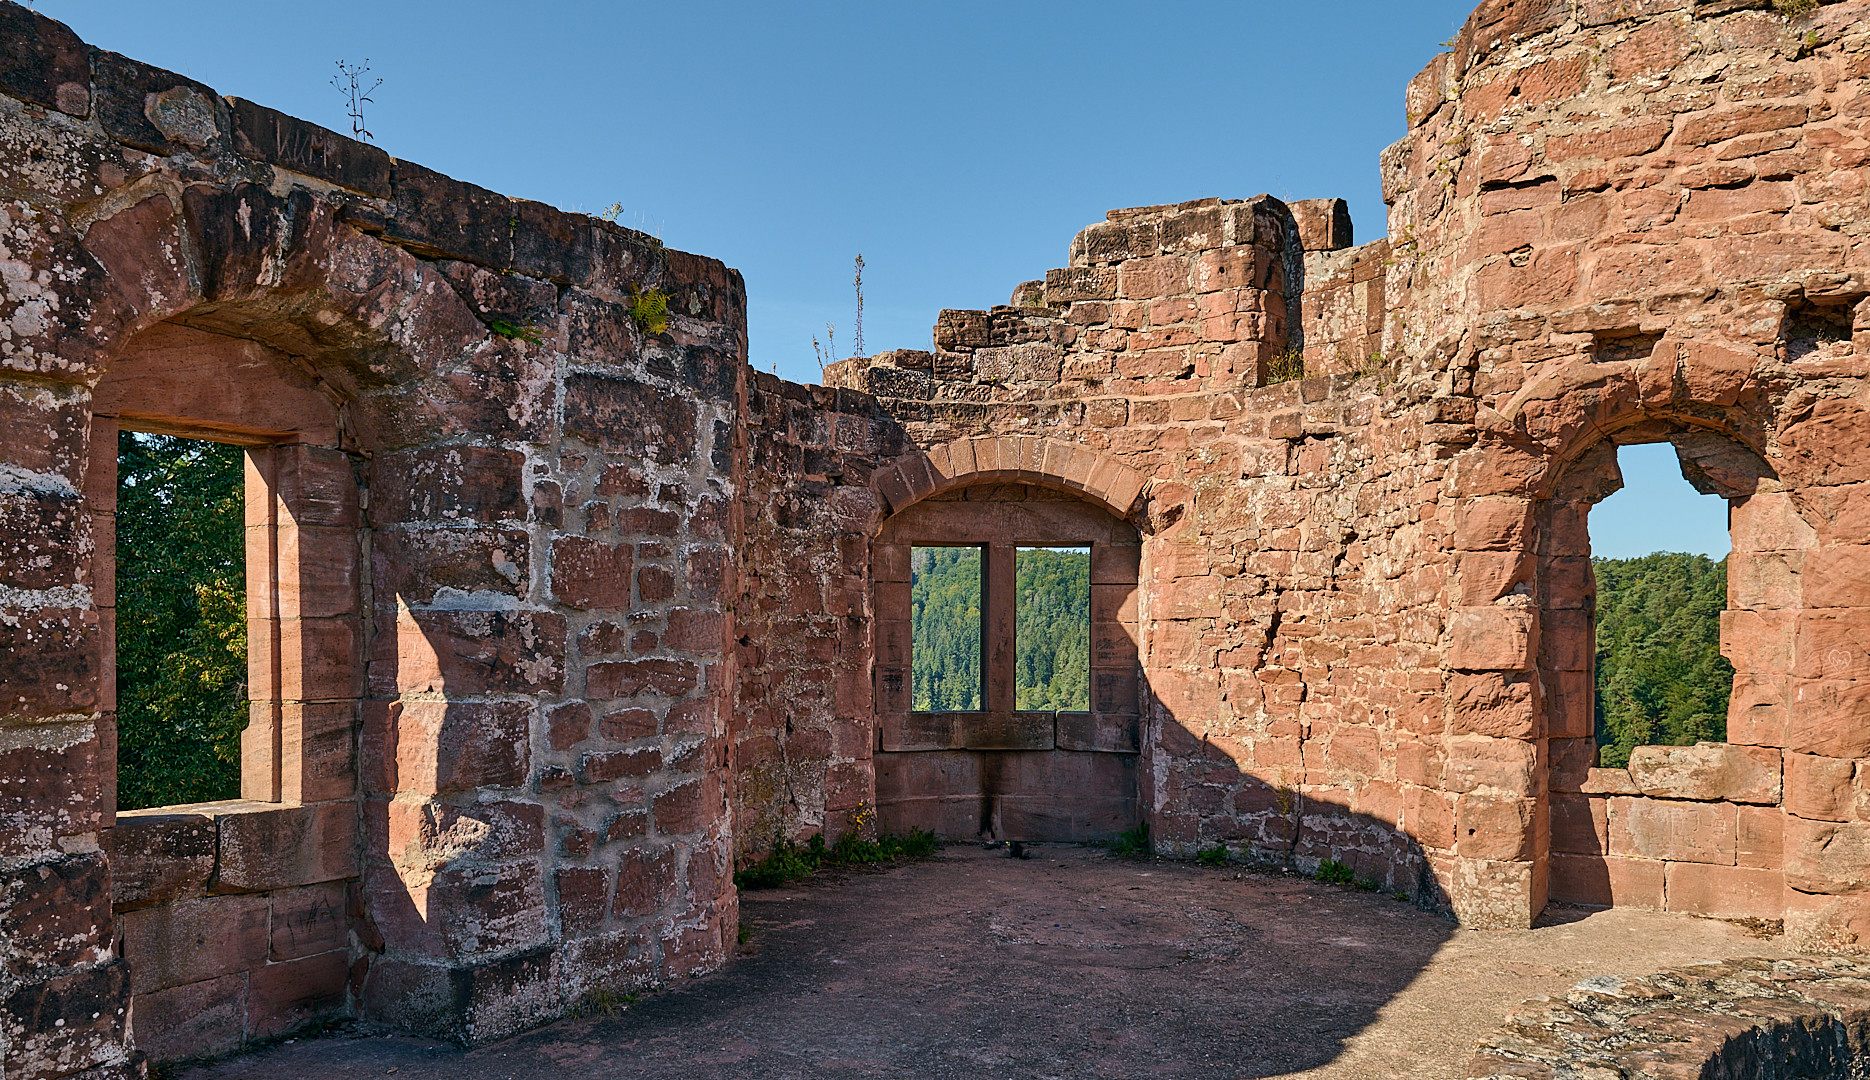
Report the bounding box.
[177,845,1795,1080]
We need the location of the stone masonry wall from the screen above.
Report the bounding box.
[0,3,745,1073]
[731,374,899,858]
[1385,0,1870,942]
[827,0,1870,935]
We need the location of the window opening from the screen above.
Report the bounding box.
[115,431,248,809]
[1589,443,1733,768]
[1015,546,1090,712]
[911,545,983,712]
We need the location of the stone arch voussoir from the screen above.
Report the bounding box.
[870,436,1147,523]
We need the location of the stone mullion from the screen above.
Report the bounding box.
[985,543,1016,717]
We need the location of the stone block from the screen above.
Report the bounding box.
[1580,767,1639,796]
[1802,545,1870,611]
[562,372,701,464]
[1550,793,1608,855]
[1626,742,1782,804]
[368,609,566,697]
[282,702,358,804]
[0,4,89,114]
[1289,198,1353,251]
[368,446,526,527]
[1057,711,1139,754]
[1449,672,1535,738]
[1784,752,1855,822]
[613,846,679,917]
[1456,793,1534,860]
[121,893,270,994]
[1730,674,1790,748]
[1044,266,1116,303]
[1738,805,1783,869]
[1117,255,1190,300]
[269,882,349,961]
[1448,856,1538,929]
[246,950,348,1040]
[1721,609,1796,675]
[0,609,100,719]
[103,810,214,910]
[652,774,721,836]
[130,973,246,1063]
[1449,606,1533,671]
[551,537,634,610]
[1664,862,1784,920]
[1444,735,1538,796]
[586,658,698,699]
[362,699,531,796]
[0,854,110,977]
[372,526,530,605]
[1786,679,1870,758]
[1549,853,1665,909]
[228,97,390,196]
[957,712,1053,751]
[579,746,661,784]
[1785,815,1870,895]
[1797,611,1870,681]
[215,801,359,892]
[0,729,107,859]
[1608,797,1736,865]
[277,616,364,701]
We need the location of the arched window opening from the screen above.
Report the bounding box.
[1587,443,1733,768]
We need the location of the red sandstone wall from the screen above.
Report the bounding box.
[833,197,1463,909]
[731,374,895,859]
[1384,0,1870,937]
[0,3,746,1072]
[830,0,1870,933]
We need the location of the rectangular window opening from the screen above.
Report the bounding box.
[1016,546,1090,712]
[115,431,249,810]
[911,545,983,712]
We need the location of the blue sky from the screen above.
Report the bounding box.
[1592,444,1731,561]
[45,1,1726,557]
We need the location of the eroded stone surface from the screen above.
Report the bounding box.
[1469,957,1870,1080]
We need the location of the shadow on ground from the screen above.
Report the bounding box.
[178,845,1792,1080]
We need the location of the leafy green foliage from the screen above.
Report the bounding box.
[1594,553,1733,769]
[629,286,671,335]
[1265,348,1305,384]
[1316,859,1355,885]
[115,433,247,810]
[487,318,543,343]
[1105,822,1150,856]
[912,547,982,711]
[1015,547,1089,711]
[1195,844,1229,868]
[733,829,939,890]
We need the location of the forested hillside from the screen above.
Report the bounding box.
[1015,548,1089,711]
[1593,552,1732,769]
[115,433,248,809]
[909,546,1092,712]
[912,547,982,711]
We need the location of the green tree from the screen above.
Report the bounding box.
[1016,547,1089,711]
[1593,552,1732,769]
[115,432,248,809]
[911,547,982,711]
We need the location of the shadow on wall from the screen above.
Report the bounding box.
[1153,702,1459,919]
